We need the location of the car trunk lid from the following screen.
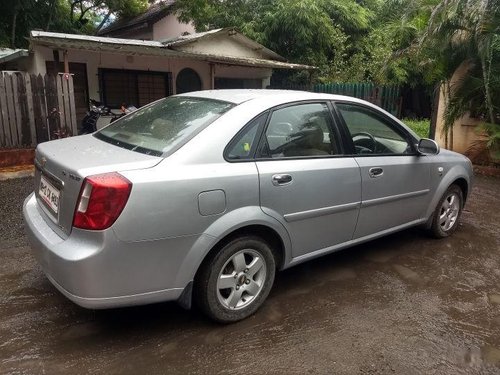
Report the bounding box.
[34,134,162,238]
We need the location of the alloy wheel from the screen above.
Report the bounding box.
[439,192,460,232]
[216,249,267,310]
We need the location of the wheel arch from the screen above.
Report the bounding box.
[174,207,292,292]
[453,177,469,203]
[424,165,471,227]
[197,224,286,275]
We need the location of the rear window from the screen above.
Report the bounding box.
[95,96,234,156]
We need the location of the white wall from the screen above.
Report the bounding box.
[175,34,267,59]
[152,13,196,41]
[31,45,272,98]
[435,61,484,153]
[28,48,48,75]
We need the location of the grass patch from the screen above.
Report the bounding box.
[402,118,430,139]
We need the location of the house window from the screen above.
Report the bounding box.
[176,68,202,94]
[215,78,262,89]
[99,69,172,108]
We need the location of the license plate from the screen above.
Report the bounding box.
[39,175,60,215]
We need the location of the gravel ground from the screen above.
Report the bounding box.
[0,177,33,248]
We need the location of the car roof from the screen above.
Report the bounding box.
[176,89,363,105]
[176,89,420,141]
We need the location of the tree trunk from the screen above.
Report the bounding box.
[480,44,495,125]
[70,0,85,23]
[429,83,440,139]
[78,3,97,24]
[450,124,454,151]
[46,0,56,30]
[11,6,19,48]
[96,11,112,33]
[476,0,496,125]
[445,80,453,150]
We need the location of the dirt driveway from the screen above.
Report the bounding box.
[1,175,499,374]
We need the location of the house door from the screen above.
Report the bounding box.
[46,62,89,126]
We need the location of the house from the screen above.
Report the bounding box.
[0,1,313,130]
[0,28,312,126]
[97,0,195,41]
[0,48,29,70]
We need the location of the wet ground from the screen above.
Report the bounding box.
[1,175,499,374]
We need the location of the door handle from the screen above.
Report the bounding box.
[369,167,383,178]
[272,174,292,186]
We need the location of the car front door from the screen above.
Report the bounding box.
[255,102,361,259]
[334,102,431,239]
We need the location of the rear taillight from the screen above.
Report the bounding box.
[73,172,132,230]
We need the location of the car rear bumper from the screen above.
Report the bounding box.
[23,193,190,309]
[45,272,184,309]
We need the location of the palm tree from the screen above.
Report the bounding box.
[417,0,500,150]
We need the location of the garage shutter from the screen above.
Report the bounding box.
[138,74,169,106]
[100,69,172,108]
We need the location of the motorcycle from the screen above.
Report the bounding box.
[78,99,114,135]
[79,100,139,134]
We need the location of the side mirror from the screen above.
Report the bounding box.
[417,138,440,155]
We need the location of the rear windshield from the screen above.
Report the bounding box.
[95,96,234,156]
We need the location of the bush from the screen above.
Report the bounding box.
[402,118,430,139]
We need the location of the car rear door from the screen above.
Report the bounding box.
[255,102,361,258]
[333,101,431,239]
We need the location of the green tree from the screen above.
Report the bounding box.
[0,0,148,48]
[416,0,500,149]
[0,0,65,48]
[174,0,374,82]
[69,0,148,33]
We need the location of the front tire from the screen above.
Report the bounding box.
[195,236,276,323]
[430,184,463,238]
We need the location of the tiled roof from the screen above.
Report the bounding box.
[31,31,164,47]
[164,27,285,62]
[30,31,316,70]
[98,0,175,35]
[0,48,29,64]
[162,29,223,45]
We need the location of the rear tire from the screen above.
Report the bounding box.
[430,184,463,238]
[195,236,276,323]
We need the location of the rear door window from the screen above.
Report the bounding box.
[259,103,340,158]
[225,112,268,160]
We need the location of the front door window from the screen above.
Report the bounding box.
[336,103,411,155]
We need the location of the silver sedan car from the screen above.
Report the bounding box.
[24,90,473,322]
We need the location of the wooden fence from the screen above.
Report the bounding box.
[0,72,77,148]
[270,82,402,116]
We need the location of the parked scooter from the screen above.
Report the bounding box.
[78,99,113,135]
[79,100,139,134]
